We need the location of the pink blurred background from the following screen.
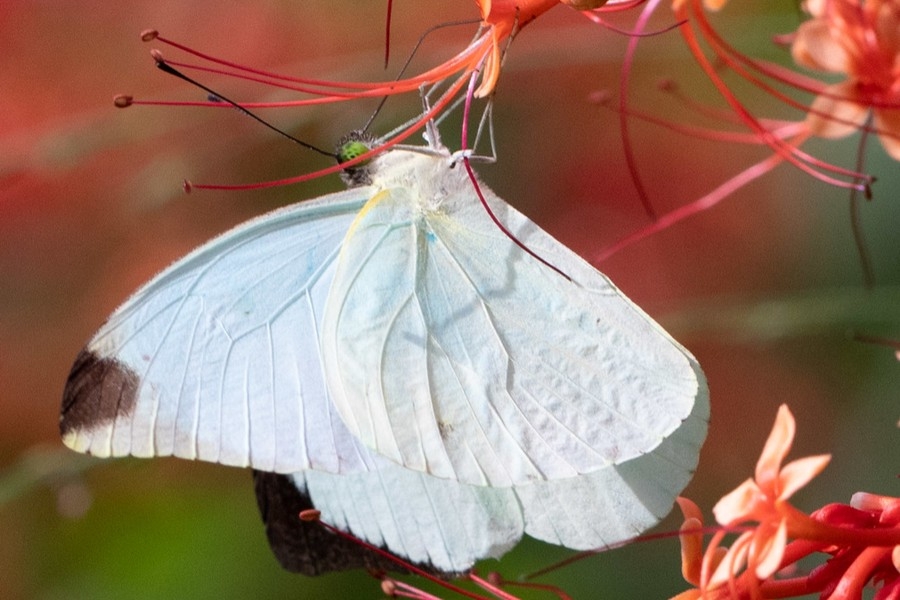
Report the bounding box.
[1,1,898,598]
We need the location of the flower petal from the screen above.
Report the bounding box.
[755,405,795,489]
[753,520,787,579]
[680,516,705,586]
[791,18,851,73]
[677,496,705,523]
[777,454,831,500]
[714,479,761,525]
[805,83,871,139]
[875,108,900,161]
[803,0,825,18]
[676,498,707,586]
[874,1,900,54]
[708,532,750,588]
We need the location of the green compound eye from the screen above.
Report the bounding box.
[335,131,377,187]
[338,140,371,164]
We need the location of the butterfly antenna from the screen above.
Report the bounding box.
[149,50,336,159]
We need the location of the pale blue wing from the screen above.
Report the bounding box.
[323,150,706,487]
[516,379,708,548]
[61,189,369,474]
[299,457,523,573]
[294,324,706,571]
[296,385,707,572]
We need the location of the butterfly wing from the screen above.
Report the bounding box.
[297,457,523,573]
[254,456,524,575]
[57,180,527,575]
[61,190,369,475]
[516,380,707,549]
[288,381,706,572]
[60,147,708,573]
[322,151,706,487]
[253,368,707,573]
[252,470,407,576]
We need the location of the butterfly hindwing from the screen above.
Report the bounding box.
[253,470,401,575]
[253,468,518,576]
[516,387,708,549]
[299,458,523,573]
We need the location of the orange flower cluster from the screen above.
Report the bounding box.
[674,406,900,600]
[793,0,900,160]
[597,0,900,261]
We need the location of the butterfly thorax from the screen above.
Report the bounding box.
[368,149,476,216]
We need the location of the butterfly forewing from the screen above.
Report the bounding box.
[61,191,368,474]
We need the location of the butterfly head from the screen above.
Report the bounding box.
[336,131,378,187]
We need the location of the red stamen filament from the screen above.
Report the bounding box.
[677,0,873,188]
[676,8,867,191]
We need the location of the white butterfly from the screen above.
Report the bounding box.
[61,140,708,575]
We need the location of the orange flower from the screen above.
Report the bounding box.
[477,0,557,96]
[667,0,870,187]
[667,0,900,168]
[673,405,900,599]
[672,0,726,11]
[709,405,830,584]
[595,0,890,262]
[792,0,900,159]
[713,406,831,529]
[681,406,831,592]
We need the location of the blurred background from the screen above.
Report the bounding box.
[1,1,898,598]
